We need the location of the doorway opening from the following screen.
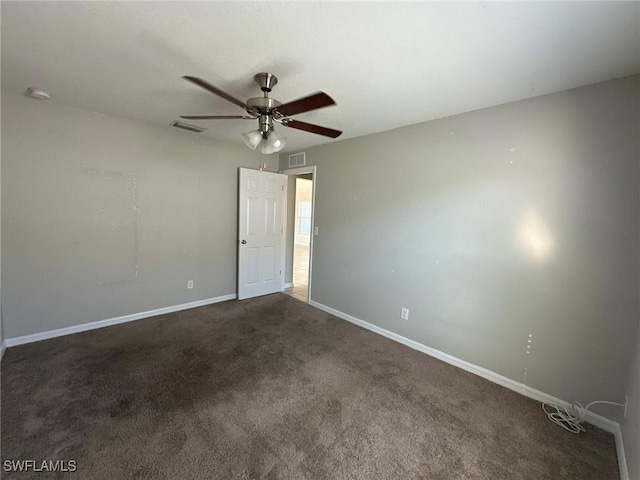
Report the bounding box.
[280,166,316,303]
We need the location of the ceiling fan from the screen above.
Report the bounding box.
[181,73,342,154]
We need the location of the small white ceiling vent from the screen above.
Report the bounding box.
[171,120,205,133]
[289,152,306,168]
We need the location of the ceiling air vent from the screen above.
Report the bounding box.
[288,152,306,168]
[171,120,205,134]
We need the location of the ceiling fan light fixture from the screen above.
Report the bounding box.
[258,137,276,155]
[256,130,287,155]
[242,130,262,150]
[271,131,287,153]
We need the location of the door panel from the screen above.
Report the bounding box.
[265,199,276,234]
[247,197,261,235]
[238,168,286,300]
[262,246,276,282]
[245,248,259,285]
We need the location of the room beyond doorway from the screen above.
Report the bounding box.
[280,166,316,304]
[287,243,310,301]
[285,176,312,301]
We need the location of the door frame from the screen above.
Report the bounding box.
[279,165,316,303]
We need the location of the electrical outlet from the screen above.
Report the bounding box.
[401,307,409,320]
[187,280,194,290]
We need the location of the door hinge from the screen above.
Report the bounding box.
[280,270,282,275]
[281,185,284,191]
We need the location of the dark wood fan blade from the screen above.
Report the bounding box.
[282,119,342,138]
[183,76,247,109]
[276,92,336,117]
[180,115,255,120]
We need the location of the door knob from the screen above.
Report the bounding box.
[240,240,247,244]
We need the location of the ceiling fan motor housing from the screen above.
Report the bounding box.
[246,97,283,133]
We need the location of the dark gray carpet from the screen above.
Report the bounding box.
[2,294,618,479]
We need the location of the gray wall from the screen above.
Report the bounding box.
[621,322,639,479]
[1,94,3,354]
[280,75,640,419]
[621,154,640,479]
[2,92,276,339]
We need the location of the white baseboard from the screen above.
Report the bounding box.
[615,425,630,480]
[284,283,293,289]
[0,340,6,361]
[5,293,237,347]
[309,300,620,435]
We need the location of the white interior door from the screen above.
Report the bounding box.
[238,168,286,300]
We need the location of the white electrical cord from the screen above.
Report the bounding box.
[542,400,625,434]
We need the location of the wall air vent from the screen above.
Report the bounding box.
[171,121,205,134]
[288,152,306,168]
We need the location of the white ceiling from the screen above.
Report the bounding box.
[2,2,639,153]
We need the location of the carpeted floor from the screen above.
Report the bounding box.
[2,294,618,479]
